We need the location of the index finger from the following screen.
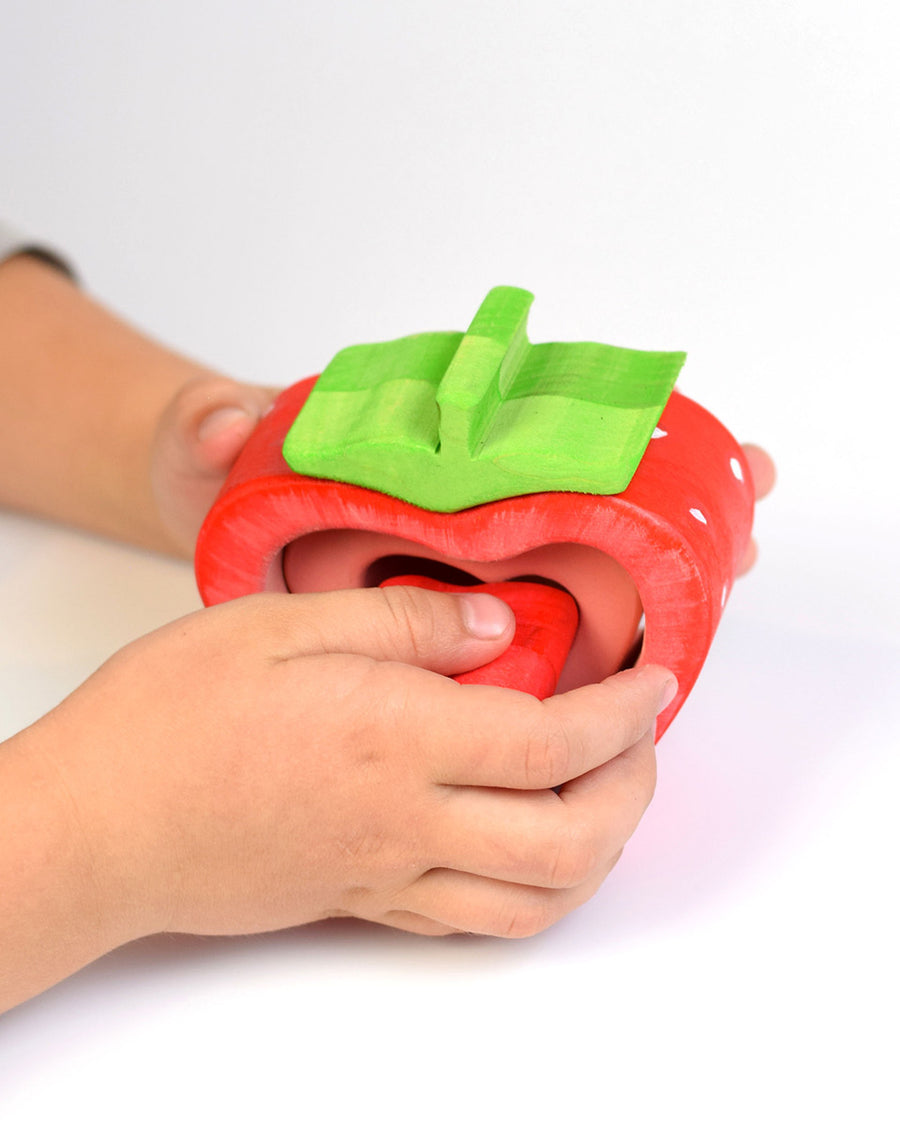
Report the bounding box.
[420,665,677,790]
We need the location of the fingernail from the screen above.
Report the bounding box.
[197,406,256,442]
[457,593,514,640]
[658,675,679,713]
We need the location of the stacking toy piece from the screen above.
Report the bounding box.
[283,286,685,509]
[195,287,755,738]
[380,575,580,700]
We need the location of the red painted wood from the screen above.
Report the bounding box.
[195,376,754,737]
[381,575,579,700]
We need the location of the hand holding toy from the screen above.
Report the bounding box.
[195,287,755,736]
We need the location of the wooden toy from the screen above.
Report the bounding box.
[195,288,754,736]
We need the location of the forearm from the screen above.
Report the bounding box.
[0,724,138,1014]
[0,254,220,553]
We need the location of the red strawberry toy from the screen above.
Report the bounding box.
[195,288,754,737]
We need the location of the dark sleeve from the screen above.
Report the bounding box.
[0,219,78,282]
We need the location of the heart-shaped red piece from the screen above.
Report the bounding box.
[380,574,579,700]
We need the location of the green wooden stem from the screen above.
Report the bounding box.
[282,287,685,512]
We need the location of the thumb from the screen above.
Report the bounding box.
[161,376,277,479]
[258,586,516,676]
[151,376,277,555]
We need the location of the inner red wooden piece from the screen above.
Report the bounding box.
[380,575,579,700]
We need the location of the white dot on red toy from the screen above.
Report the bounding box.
[730,456,744,482]
[721,584,729,607]
[689,507,707,524]
[652,427,668,439]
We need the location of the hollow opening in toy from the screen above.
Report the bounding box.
[281,531,643,692]
[363,554,575,598]
[364,554,483,588]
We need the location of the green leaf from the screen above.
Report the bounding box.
[282,287,685,511]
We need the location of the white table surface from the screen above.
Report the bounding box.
[1,3,898,1121]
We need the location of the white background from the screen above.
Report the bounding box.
[1,1,898,1121]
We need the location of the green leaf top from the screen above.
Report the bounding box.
[282,287,685,511]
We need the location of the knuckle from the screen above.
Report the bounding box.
[522,719,571,790]
[544,825,597,888]
[496,894,558,939]
[380,585,438,663]
[595,672,659,748]
[168,373,229,423]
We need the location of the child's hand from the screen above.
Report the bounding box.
[20,586,675,958]
[151,375,277,557]
[0,256,278,555]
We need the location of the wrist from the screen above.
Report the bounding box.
[0,723,149,1012]
[0,255,207,554]
[10,712,159,948]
